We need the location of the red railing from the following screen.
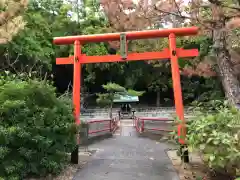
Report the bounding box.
[134,116,174,133]
[88,117,119,135]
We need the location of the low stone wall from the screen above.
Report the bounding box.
[81,106,194,119]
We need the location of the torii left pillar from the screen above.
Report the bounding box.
[71,40,81,164]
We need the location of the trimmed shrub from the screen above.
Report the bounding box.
[0,77,77,179]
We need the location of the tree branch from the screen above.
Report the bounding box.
[154,4,190,20]
[173,0,183,17]
[203,2,240,11]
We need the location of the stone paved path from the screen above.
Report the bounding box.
[73,120,179,180]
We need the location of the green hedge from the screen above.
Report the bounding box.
[0,77,77,179]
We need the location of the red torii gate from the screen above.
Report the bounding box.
[53,27,199,163]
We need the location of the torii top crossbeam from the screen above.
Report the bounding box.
[53,27,198,45]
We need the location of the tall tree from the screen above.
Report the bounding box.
[0,0,77,74]
[154,0,240,104]
[186,0,240,104]
[147,64,171,106]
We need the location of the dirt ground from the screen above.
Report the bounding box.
[27,150,93,180]
[26,164,79,180]
[167,150,235,180]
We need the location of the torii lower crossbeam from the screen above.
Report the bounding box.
[56,48,198,65]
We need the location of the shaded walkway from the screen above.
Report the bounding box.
[73,120,179,180]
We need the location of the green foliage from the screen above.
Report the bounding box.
[147,66,170,93]
[0,76,77,179]
[181,36,213,59]
[148,80,169,93]
[0,0,81,73]
[182,76,224,105]
[127,89,145,96]
[96,93,113,106]
[189,99,225,112]
[96,83,126,107]
[102,83,126,93]
[170,102,240,178]
[187,105,240,177]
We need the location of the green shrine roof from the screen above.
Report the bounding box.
[113,95,139,103]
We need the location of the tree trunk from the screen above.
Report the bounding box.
[211,4,240,105]
[156,91,160,107]
[109,102,113,119]
[213,29,240,104]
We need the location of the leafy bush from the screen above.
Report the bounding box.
[170,102,240,177]
[189,99,225,112]
[187,105,240,177]
[0,76,77,179]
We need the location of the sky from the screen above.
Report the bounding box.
[66,0,191,29]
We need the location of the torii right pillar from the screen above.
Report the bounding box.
[169,33,189,162]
